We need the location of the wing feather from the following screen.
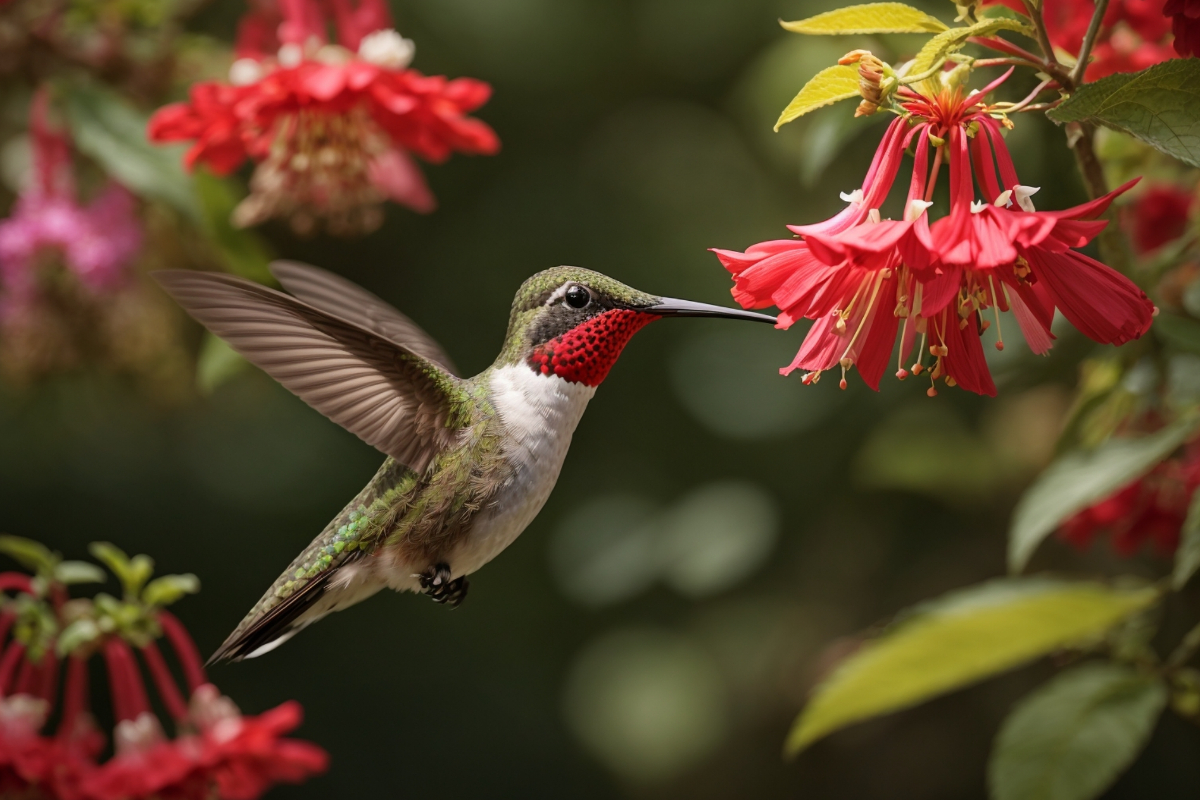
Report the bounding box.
[269,260,459,375]
[155,270,463,473]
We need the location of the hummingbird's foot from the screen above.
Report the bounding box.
[417,563,469,608]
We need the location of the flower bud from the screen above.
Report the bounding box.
[839,50,893,117]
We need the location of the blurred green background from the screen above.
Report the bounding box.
[3,0,1199,797]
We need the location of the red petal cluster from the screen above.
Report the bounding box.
[713,77,1155,396]
[1060,439,1200,555]
[148,62,498,177]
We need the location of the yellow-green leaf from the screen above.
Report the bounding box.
[1173,487,1200,590]
[785,578,1159,756]
[907,17,1027,89]
[775,64,861,131]
[781,3,948,34]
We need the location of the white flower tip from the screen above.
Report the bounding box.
[277,43,304,68]
[839,189,864,206]
[358,29,415,70]
[970,200,986,214]
[867,208,882,224]
[1014,185,1040,212]
[993,189,1013,208]
[905,199,932,221]
[229,58,264,86]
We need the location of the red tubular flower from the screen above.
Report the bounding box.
[1165,0,1200,55]
[714,71,1155,396]
[0,564,327,800]
[148,0,498,234]
[1060,440,1200,555]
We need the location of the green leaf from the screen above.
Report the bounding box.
[785,578,1160,756]
[1154,313,1200,355]
[58,81,202,223]
[908,18,1027,86]
[1173,487,1200,590]
[196,332,248,394]
[54,561,106,586]
[781,3,948,34]
[56,619,102,657]
[1048,60,1200,167]
[141,573,200,607]
[775,65,861,131]
[1009,416,1200,571]
[988,662,1166,800]
[193,169,274,283]
[89,542,155,597]
[0,536,58,576]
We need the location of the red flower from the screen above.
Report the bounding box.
[713,73,1155,396]
[1060,440,1200,555]
[186,686,329,800]
[985,0,1176,78]
[147,0,499,234]
[1128,183,1194,253]
[1165,0,1200,55]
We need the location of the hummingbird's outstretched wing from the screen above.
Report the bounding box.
[268,260,459,375]
[155,270,467,474]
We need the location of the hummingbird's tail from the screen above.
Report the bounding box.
[209,554,384,663]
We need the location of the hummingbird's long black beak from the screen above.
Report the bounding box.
[647,297,776,324]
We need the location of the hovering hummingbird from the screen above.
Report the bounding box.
[156,262,774,662]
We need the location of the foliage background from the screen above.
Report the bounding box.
[3,0,1197,797]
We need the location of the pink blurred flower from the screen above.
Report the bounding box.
[148,0,498,234]
[0,92,142,306]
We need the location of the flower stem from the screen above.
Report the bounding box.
[103,637,151,722]
[58,656,89,738]
[1071,0,1110,86]
[158,610,207,693]
[1021,0,1063,75]
[140,640,189,722]
[0,642,25,695]
[1168,620,1200,671]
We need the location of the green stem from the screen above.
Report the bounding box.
[1167,620,1200,671]
[1071,0,1110,86]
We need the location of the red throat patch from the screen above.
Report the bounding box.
[527,309,659,386]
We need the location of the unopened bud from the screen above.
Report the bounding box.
[839,50,893,117]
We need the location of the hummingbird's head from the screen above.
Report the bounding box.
[500,266,775,386]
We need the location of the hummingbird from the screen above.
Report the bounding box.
[156,261,774,662]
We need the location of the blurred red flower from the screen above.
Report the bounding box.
[1129,184,1194,253]
[148,0,499,234]
[712,74,1154,396]
[1165,0,1200,55]
[985,0,1176,78]
[1060,441,1200,556]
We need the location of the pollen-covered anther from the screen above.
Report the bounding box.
[839,357,853,370]
[880,268,893,279]
[911,363,924,376]
[927,386,938,397]
[895,302,909,318]
[995,340,1005,351]
[358,29,416,70]
[834,316,848,335]
[896,368,909,380]
[945,376,958,387]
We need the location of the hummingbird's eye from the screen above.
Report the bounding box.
[565,285,591,309]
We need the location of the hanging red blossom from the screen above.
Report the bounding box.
[1060,440,1200,556]
[147,0,499,235]
[713,70,1155,396]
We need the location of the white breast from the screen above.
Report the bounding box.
[448,364,596,576]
